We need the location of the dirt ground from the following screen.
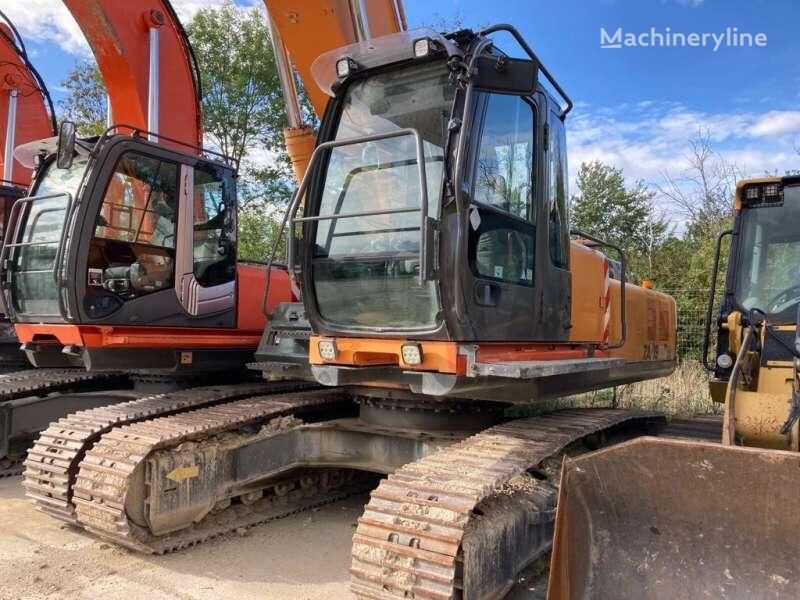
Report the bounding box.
[0,476,546,600]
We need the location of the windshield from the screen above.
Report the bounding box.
[8,157,87,319]
[735,184,800,321]
[311,60,453,330]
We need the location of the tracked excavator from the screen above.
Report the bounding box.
[22,6,684,598]
[1,0,311,478]
[0,11,56,368]
[548,177,800,599]
[18,0,406,516]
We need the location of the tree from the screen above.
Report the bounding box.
[186,3,313,171]
[571,160,667,278]
[59,3,312,262]
[59,61,107,136]
[187,3,318,260]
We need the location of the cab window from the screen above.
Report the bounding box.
[89,152,178,301]
[472,94,535,222]
[548,115,570,269]
[192,167,236,287]
[469,93,536,287]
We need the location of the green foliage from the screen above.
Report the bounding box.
[59,61,107,136]
[571,160,668,279]
[186,4,288,168]
[58,3,311,263]
[186,3,316,259]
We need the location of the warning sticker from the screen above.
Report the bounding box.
[88,268,103,286]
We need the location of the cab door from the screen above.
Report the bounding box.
[461,92,572,342]
[539,101,572,339]
[70,139,237,328]
[462,90,539,340]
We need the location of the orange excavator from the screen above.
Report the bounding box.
[0,11,55,367]
[1,0,309,478]
[20,3,682,599]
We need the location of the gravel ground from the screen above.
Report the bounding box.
[0,476,547,599]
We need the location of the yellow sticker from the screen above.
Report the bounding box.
[166,465,199,483]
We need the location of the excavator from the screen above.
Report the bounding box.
[18,3,684,598]
[1,0,307,479]
[548,176,800,598]
[16,0,407,518]
[0,10,56,367]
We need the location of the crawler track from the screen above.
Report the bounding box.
[0,369,126,400]
[350,409,662,600]
[0,457,22,478]
[23,381,311,523]
[70,389,354,553]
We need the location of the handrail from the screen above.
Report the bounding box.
[571,229,627,350]
[261,127,431,316]
[702,229,733,371]
[478,23,573,118]
[294,206,419,223]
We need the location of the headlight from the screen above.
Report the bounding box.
[401,343,423,366]
[318,339,338,361]
[716,354,733,369]
[764,183,780,198]
[336,57,357,79]
[412,37,441,58]
[743,183,781,204]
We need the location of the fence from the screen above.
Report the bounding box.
[662,288,714,360]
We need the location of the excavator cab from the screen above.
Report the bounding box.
[548,176,800,598]
[1,129,281,371]
[259,26,676,401]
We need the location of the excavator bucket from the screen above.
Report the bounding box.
[548,436,800,599]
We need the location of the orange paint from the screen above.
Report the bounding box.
[63,1,201,150]
[309,338,607,375]
[0,24,53,184]
[15,323,262,349]
[263,0,404,116]
[309,336,460,373]
[237,263,295,331]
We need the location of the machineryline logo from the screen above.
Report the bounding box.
[600,27,767,51]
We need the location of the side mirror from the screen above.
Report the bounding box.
[56,121,77,170]
[472,55,538,95]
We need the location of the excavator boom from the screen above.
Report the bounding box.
[63,0,201,148]
[0,17,54,186]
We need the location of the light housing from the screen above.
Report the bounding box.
[335,57,358,79]
[745,186,761,201]
[318,339,338,361]
[401,343,423,366]
[764,183,780,198]
[716,353,733,369]
[412,37,442,58]
[743,183,782,204]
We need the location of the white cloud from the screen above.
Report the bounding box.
[749,111,800,137]
[171,0,232,22]
[0,0,89,55]
[0,0,245,57]
[568,101,800,224]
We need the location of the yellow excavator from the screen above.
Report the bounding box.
[548,176,800,599]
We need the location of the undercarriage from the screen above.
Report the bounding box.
[23,382,675,599]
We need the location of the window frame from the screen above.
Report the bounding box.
[190,163,237,288]
[93,151,180,251]
[468,91,538,227]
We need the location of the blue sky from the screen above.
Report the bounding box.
[3,0,799,223]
